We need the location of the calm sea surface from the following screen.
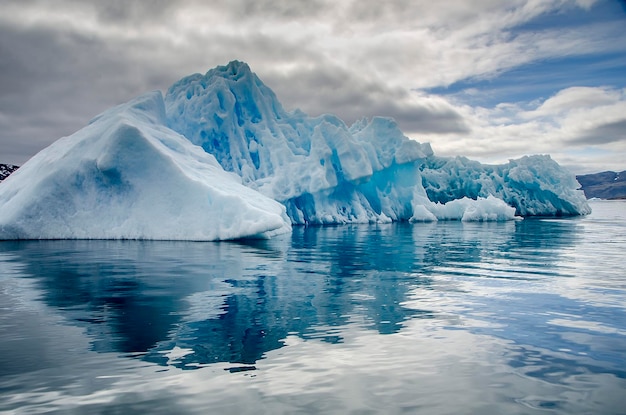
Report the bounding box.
[1,200,625,414]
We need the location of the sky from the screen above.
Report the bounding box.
[1,0,625,174]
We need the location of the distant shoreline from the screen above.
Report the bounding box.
[576,170,626,200]
[0,164,19,182]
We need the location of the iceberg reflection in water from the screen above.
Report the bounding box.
[0,200,625,414]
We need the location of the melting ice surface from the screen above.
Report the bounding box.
[0,60,589,240]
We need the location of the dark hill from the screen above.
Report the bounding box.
[0,164,19,182]
[576,170,626,200]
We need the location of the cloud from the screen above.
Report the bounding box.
[92,0,180,24]
[226,0,330,19]
[262,65,470,134]
[569,119,626,145]
[0,0,623,173]
[423,85,626,173]
[0,16,196,164]
[531,86,623,116]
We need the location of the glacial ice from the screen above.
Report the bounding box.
[164,60,590,224]
[0,91,291,240]
[421,155,592,216]
[0,60,590,240]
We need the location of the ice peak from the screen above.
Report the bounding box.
[210,60,253,80]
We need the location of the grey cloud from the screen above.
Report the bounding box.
[262,65,470,134]
[385,104,470,135]
[92,0,179,23]
[4,0,183,26]
[0,26,107,100]
[229,0,328,19]
[84,0,329,23]
[569,119,626,145]
[190,30,320,68]
[348,0,424,24]
[346,0,514,30]
[0,13,323,163]
[0,122,61,166]
[0,22,182,164]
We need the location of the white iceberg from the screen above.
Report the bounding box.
[0,91,291,240]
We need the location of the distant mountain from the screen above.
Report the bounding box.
[577,171,626,200]
[0,164,19,182]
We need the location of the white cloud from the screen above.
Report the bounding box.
[531,87,623,116]
[419,86,626,173]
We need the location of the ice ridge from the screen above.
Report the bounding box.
[164,60,590,224]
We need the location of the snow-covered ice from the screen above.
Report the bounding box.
[0,61,590,240]
[0,91,291,240]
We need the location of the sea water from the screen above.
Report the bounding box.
[0,200,624,414]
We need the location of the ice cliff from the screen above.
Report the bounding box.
[0,60,590,240]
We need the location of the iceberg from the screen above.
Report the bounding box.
[0,91,291,240]
[0,60,590,240]
[421,155,592,216]
[164,60,589,224]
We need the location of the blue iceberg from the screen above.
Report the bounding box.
[0,61,590,240]
[165,60,590,225]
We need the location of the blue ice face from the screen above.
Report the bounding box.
[164,61,590,224]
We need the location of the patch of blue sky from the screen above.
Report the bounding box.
[425,1,626,108]
[426,53,626,107]
[515,0,626,31]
